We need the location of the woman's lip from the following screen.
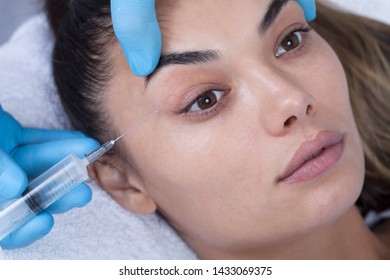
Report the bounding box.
[277,130,344,184]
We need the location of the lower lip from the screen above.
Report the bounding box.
[279,140,344,184]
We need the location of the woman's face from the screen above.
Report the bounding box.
[103,0,365,257]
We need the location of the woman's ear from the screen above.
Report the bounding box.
[89,156,157,215]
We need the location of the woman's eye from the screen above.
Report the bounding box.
[188,90,224,112]
[275,31,303,57]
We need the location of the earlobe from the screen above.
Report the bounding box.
[90,157,157,215]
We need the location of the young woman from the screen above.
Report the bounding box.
[45,0,390,259]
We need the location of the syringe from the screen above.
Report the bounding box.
[0,110,158,241]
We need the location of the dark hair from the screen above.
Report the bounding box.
[45,0,390,212]
[45,0,114,141]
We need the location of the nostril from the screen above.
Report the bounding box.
[306,104,313,115]
[284,116,297,127]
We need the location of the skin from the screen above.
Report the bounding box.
[92,0,389,259]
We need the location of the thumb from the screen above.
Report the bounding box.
[0,148,27,201]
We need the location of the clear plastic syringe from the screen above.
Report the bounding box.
[0,110,157,241]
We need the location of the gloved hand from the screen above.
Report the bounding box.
[297,0,317,22]
[0,106,99,249]
[111,0,317,77]
[111,0,162,76]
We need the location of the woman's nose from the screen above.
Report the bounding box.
[262,74,316,136]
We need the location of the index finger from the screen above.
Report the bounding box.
[19,128,87,146]
[13,137,100,179]
[297,0,317,21]
[111,0,162,76]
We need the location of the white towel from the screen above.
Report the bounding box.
[0,1,388,259]
[327,0,390,24]
[0,15,197,260]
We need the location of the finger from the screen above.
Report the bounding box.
[297,0,317,21]
[0,212,54,249]
[47,183,92,214]
[0,107,23,154]
[19,128,86,145]
[0,149,27,201]
[111,0,162,76]
[13,138,100,179]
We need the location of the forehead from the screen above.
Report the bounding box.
[155,0,274,53]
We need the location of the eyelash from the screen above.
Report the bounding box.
[181,25,313,120]
[181,86,230,120]
[275,25,313,58]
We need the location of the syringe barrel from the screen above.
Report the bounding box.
[0,154,89,241]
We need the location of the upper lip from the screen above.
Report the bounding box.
[277,130,344,183]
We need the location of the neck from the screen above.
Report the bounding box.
[193,207,388,259]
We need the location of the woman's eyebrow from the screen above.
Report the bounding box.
[145,0,291,86]
[260,0,291,34]
[145,50,219,85]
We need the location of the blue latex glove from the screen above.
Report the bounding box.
[111,0,162,76]
[0,106,99,249]
[297,0,317,21]
[111,0,317,77]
